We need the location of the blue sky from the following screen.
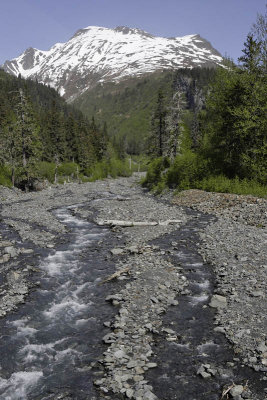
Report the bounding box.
[0,0,266,64]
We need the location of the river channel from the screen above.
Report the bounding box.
[0,203,118,400]
[0,198,265,399]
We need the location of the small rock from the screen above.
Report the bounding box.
[199,371,211,378]
[94,379,105,386]
[110,248,124,255]
[197,365,211,378]
[114,350,127,359]
[144,390,157,400]
[0,254,10,263]
[209,295,227,309]
[251,291,264,297]
[147,363,157,368]
[0,241,13,247]
[20,248,34,254]
[4,246,18,258]
[257,342,267,353]
[127,246,139,254]
[127,360,138,369]
[150,296,158,303]
[126,389,134,398]
[214,326,225,333]
[162,328,175,335]
[102,333,116,343]
[168,299,179,306]
[133,375,143,382]
[229,385,244,397]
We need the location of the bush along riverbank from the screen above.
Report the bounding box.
[141,156,267,198]
[0,155,148,190]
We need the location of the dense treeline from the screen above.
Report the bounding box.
[0,70,110,188]
[148,67,216,158]
[74,71,174,155]
[74,68,217,157]
[143,11,267,197]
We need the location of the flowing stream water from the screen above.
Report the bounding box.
[0,204,117,400]
[146,210,265,399]
[0,202,265,400]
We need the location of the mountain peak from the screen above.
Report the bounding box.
[114,26,154,37]
[2,25,223,101]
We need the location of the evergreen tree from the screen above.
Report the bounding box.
[14,89,41,189]
[250,7,267,73]
[202,36,267,183]
[99,121,108,159]
[238,35,262,74]
[76,116,97,170]
[149,89,167,156]
[64,113,78,161]
[44,101,67,161]
[0,119,21,186]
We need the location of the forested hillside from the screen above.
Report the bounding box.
[74,71,173,154]
[74,68,216,155]
[143,13,267,197]
[0,70,109,188]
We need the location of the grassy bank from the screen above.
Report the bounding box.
[0,156,148,190]
[141,156,267,198]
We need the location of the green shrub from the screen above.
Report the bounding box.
[195,175,267,198]
[108,158,131,178]
[152,181,167,195]
[142,157,169,189]
[166,151,208,189]
[85,157,133,181]
[130,155,150,172]
[79,175,91,183]
[87,161,109,181]
[0,165,12,187]
[37,162,56,182]
[57,162,79,177]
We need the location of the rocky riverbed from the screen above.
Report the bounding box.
[173,190,267,373]
[0,176,266,400]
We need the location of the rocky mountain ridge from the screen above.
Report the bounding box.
[2,25,223,101]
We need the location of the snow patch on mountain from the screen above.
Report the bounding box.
[2,26,223,101]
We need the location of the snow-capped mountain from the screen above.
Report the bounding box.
[2,26,223,101]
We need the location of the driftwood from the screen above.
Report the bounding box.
[220,384,235,399]
[99,267,130,285]
[158,219,183,226]
[96,219,182,227]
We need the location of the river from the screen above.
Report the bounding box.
[0,204,116,400]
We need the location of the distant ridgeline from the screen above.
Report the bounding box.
[0,69,108,188]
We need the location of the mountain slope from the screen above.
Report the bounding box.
[74,68,217,154]
[2,26,223,101]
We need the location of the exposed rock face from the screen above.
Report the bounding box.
[2,26,223,101]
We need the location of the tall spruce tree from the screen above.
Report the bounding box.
[0,118,21,186]
[149,89,167,157]
[202,33,267,182]
[13,89,41,189]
